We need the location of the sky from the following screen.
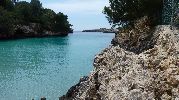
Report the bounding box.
[23,0,111,31]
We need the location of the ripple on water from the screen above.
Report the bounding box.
[0,32,114,100]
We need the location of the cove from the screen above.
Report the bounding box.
[0,32,114,100]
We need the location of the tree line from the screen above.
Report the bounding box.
[0,0,73,36]
[103,0,179,28]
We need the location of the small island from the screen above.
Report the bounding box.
[0,0,73,40]
[82,28,117,33]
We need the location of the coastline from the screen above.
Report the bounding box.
[60,25,179,99]
[0,32,69,40]
[82,28,117,33]
[0,23,72,40]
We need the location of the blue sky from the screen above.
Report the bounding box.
[23,0,111,31]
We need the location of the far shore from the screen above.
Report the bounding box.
[0,32,69,41]
[82,28,117,33]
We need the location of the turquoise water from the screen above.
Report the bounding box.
[0,32,114,100]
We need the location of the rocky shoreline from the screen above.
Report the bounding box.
[0,33,68,40]
[60,25,179,100]
[0,23,70,40]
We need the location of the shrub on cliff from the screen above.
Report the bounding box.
[104,0,163,53]
[103,0,163,27]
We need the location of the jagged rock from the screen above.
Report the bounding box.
[61,25,179,100]
[112,16,159,54]
[60,76,91,100]
[15,23,42,37]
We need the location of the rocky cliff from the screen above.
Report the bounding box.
[60,25,179,100]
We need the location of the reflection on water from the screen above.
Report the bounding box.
[0,32,114,100]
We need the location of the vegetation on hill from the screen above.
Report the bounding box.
[103,0,179,28]
[0,0,73,38]
[103,0,179,53]
[103,0,163,28]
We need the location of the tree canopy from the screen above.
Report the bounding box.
[103,0,163,27]
[0,0,72,36]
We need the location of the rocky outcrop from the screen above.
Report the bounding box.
[0,23,68,40]
[61,25,179,100]
[14,23,43,37]
[111,16,159,54]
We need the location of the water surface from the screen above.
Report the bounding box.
[0,32,114,100]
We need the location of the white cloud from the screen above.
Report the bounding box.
[43,0,109,14]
